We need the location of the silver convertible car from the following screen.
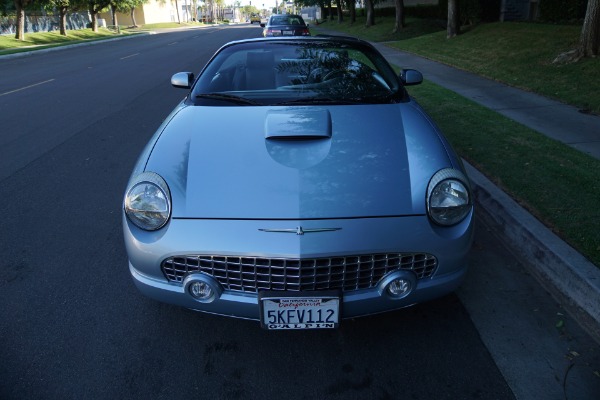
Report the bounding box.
[123,36,474,330]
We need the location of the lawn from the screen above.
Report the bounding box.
[0,29,131,54]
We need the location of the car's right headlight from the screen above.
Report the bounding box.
[427,168,472,226]
[124,172,171,231]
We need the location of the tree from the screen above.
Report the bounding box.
[43,0,69,36]
[47,0,70,35]
[117,0,148,27]
[334,0,342,23]
[215,0,224,20]
[87,0,112,32]
[345,0,355,24]
[554,0,600,63]
[579,0,600,57]
[392,0,404,33]
[364,0,374,27]
[240,4,258,21]
[447,0,460,38]
[52,0,88,34]
[173,0,180,23]
[13,0,32,40]
[110,0,119,27]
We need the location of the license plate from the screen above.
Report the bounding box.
[259,291,341,330]
[283,30,294,35]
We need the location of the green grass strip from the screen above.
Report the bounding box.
[0,29,131,54]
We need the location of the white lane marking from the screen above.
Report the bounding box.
[0,79,56,97]
[120,53,140,60]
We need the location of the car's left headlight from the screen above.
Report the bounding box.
[427,168,472,226]
[124,172,171,231]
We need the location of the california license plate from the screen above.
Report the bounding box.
[259,291,341,330]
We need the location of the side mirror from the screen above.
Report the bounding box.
[400,69,423,86]
[171,72,194,89]
[260,23,265,28]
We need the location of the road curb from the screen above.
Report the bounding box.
[464,160,600,343]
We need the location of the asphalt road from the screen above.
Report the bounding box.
[0,25,597,400]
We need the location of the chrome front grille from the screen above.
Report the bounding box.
[161,253,437,293]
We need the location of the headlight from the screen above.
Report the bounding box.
[427,168,472,226]
[124,172,171,231]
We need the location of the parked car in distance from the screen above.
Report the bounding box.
[260,14,310,36]
[123,36,474,330]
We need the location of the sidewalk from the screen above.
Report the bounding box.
[370,41,600,343]
[373,42,600,160]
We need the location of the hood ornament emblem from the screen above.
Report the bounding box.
[259,226,341,236]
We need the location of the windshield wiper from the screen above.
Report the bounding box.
[195,93,261,106]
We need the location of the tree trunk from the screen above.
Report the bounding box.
[553,0,600,63]
[335,0,342,23]
[328,0,333,21]
[14,0,27,40]
[111,4,118,27]
[131,8,138,27]
[59,6,68,36]
[90,8,98,32]
[447,0,460,38]
[393,0,405,33]
[364,0,375,27]
[349,0,355,23]
[175,0,181,23]
[580,0,600,57]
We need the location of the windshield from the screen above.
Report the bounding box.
[190,40,406,106]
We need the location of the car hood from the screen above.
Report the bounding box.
[144,103,453,219]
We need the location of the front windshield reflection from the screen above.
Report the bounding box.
[192,41,403,106]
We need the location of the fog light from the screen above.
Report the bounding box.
[387,279,411,297]
[183,273,222,303]
[189,281,213,300]
[378,271,416,300]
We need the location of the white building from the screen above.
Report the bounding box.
[99,0,182,26]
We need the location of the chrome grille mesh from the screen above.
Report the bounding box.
[161,253,437,293]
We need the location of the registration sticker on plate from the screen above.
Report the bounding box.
[259,291,341,330]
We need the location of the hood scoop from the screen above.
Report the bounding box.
[265,108,332,140]
[264,108,332,169]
